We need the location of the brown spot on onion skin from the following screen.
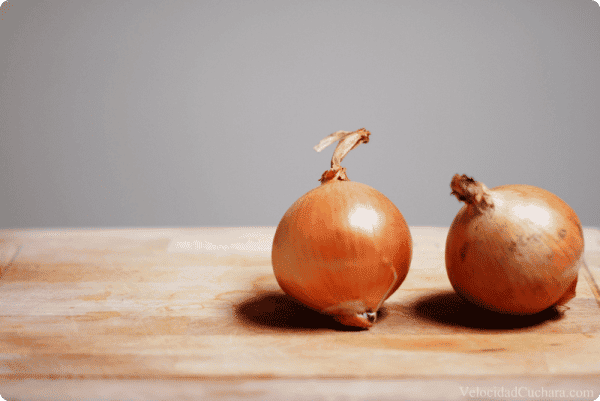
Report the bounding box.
[459,242,468,261]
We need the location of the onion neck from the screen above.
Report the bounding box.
[314,128,371,184]
[451,174,494,210]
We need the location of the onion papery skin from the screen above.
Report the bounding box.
[272,180,412,328]
[445,183,584,315]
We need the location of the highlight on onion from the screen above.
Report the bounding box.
[445,174,584,315]
[271,129,412,328]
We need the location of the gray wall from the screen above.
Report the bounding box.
[1,1,599,229]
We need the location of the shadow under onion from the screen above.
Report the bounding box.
[234,291,389,332]
[410,290,564,330]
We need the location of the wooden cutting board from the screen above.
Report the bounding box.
[1,227,599,401]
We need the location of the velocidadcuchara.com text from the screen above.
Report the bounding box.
[459,386,596,400]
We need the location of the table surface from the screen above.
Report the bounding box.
[1,226,599,401]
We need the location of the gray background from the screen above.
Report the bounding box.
[1,0,599,229]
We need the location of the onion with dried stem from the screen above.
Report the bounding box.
[271,129,412,328]
[445,174,584,315]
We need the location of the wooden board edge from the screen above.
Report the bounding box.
[0,375,598,401]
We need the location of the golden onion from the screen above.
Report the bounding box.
[445,174,584,315]
[272,129,412,328]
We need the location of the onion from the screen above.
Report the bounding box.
[272,129,412,328]
[445,174,584,315]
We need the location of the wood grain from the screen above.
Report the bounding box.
[0,238,20,279]
[0,227,599,400]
